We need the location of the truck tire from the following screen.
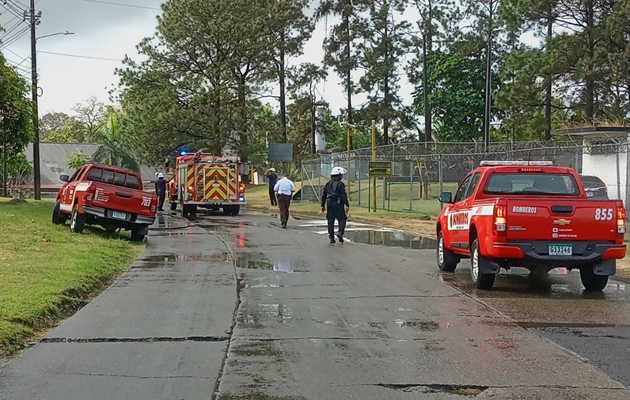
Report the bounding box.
[52,200,68,225]
[230,205,240,216]
[580,265,609,291]
[70,204,86,233]
[130,230,145,243]
[470,238,495,290]
[170,202,177,211]
[437,230,459,272]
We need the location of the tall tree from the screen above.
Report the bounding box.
[0,53,32,195]
[408,0,458,142]
[354,0,412,145]
[264,0,315,147]
[72,96,107,142]
[317,0,368,130]
[91,108,140,172]
[40,112,87,142]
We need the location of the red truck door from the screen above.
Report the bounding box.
[446,172,481,248]
[60,166,87,213]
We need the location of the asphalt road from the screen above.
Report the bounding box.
[1,211,629,399]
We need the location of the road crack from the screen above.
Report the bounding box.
[40,336,229,343]
[210,229,243,400]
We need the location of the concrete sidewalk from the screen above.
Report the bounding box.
[0,216,236,400]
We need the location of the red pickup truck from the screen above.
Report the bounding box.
[52,163,157,242]
[436,161,627,291]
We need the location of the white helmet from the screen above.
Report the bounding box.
[331,167,346,176]
[157,172,165,178]
[269,168,276,172]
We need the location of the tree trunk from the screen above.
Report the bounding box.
[423,1,433,144]
[279,28,288,174]
[544,2,553,140]
[237,75,250,183]
[345,11,352,131]
[585,0,595,121]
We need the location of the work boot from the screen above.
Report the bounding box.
[336,234,344,243]
[329,237,335,244]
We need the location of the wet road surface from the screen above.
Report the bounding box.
[209,214,630,399]
[1,211,629,399]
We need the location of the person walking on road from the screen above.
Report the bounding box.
[274,173,295,228]
[321,167,349,243]
[155,172,167,211]
[265,168,278,206]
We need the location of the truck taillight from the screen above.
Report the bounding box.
[239,183,245,193]
[493,199,507,236]
[617,204,626,238]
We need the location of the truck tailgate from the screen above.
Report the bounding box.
[505,199,621,241]
[91,183,155,217]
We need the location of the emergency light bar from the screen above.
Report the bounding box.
[479,160,554,166]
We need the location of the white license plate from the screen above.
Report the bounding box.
[549,243,572,256]
[112,211,127,219]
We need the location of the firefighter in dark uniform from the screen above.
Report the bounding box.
[321,167,349,244]
[155,172,167,211]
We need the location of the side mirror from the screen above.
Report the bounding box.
[60,175,70,182]
[438,192,453,204]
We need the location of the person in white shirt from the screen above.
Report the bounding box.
[273,173,296,228]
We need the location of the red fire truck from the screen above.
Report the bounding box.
[166,152,248,217]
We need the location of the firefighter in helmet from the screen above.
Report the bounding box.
[155,172,167,211]
[321,167,349,243]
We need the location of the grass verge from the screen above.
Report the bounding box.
[0,199,142,358]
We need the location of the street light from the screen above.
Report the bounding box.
[29,17,74,200]
[37,31,74,42]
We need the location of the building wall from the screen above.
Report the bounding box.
[581,139,628,206]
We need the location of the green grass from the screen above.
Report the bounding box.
[0,199,142,356]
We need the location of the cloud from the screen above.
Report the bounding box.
[0,0,429,131]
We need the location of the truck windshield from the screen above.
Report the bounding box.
[484,173,580,195]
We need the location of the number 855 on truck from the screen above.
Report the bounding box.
[436,161,627,291]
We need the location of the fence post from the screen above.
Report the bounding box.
[615,139,622,200]
[357,158,361,206]
[408,159,413,212]
[438,153,443,210]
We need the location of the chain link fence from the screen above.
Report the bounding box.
[300,138,630,215]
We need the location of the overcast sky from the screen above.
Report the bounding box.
[0,0,535,124]
[0,0,421,121]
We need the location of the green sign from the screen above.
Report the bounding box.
[369,161,392,177]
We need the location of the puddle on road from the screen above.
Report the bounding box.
[139,253,228,263]
[395,319,440,331]
[344,230,437,250]
[440,268,630,301]
[233,253,298,273]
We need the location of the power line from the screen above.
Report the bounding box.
[38,50,122,61]
[0,1,23,19]
[0,25,29,47]
[77,0,161,10]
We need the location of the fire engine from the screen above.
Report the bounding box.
[166,152,248,217]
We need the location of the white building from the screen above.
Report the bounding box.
[554,127,630,206]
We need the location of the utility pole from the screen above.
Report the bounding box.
[28,0,42,200]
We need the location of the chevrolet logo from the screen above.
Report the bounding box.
[553,219,571,226]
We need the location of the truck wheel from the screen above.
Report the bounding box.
[130,231,145,243]
[470,238,495,290]
[437,231,459,272]
[222,207,231,216]
[230,205,240,216]
[170,202,177,211]
[580,265,609,291]
[70,204,86,233]
[52,200,68,225]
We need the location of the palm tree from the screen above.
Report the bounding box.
[91,108,140,172]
